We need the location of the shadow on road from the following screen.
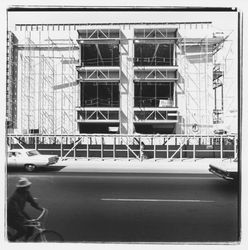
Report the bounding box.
[7,165,67,173]
[209,178,240,194]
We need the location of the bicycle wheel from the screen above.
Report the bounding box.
[34,230,64,242]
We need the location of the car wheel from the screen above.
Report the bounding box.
[24,164,36,172]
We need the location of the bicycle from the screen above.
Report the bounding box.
[8,208,64,242]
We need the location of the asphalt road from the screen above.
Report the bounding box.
[6,171,240,243]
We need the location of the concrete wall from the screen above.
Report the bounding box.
[120,26,134,134]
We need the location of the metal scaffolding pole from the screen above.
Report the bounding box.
[19,29,79,135]
[20,32,36,134]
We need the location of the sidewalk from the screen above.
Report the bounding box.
[57,158,234,174]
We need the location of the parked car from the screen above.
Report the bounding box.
[7,149,59,172]
[209,159,238,181]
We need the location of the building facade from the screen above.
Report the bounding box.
[76,23,233,135]
[7,22,237,136]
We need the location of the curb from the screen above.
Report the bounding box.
[55,158,227,174]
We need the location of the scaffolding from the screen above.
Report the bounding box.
[18,30,79,135]
[7,133,237,161]
[13,22,235,136]
[20,35,36,134]
[212,33,236,130]
[177,35,227,134]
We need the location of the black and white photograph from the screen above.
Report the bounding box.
[1,1,247,249]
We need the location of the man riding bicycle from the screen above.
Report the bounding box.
[7,177,44,242]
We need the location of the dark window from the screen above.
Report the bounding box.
[79,122,119,134]
[81,82,120,107]
[82,44,97,66]
[134,82,174,107]
[81,83,97,106]
[81,44,119,66]
[134,43,174,66]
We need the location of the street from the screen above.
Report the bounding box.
[6,170,240,243]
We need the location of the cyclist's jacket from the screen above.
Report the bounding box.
[7,188,41,222]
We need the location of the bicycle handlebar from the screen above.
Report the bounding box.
[27,208,47,223]
[37,208,47,220]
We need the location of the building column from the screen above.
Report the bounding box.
[119,26,134,134]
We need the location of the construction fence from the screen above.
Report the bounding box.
[7,134,238,161]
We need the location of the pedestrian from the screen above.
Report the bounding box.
[140,141,145,161]
[7,177,43,242]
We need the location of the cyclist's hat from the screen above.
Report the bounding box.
[16,177,32,188]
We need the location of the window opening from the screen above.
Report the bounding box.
[81,82,120,107]
[134,82,174,107]
[81,43,119,66]
[134,43,173,66]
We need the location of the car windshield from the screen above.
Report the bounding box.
[26,150,40,156]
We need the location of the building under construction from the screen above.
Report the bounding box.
[6,21,237,136]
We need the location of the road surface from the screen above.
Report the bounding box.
[6,171,240,243]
